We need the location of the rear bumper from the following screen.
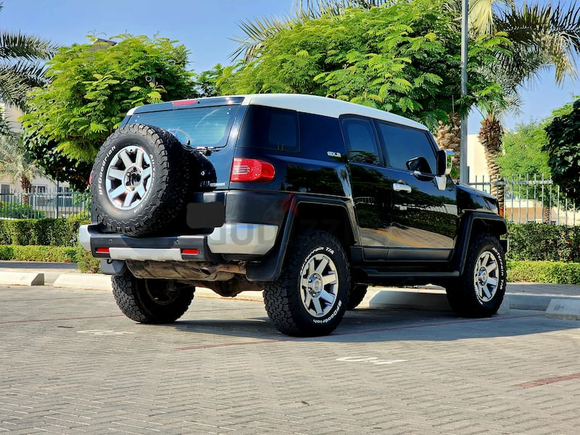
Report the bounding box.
[79,224,278,262]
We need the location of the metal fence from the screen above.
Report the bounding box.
[0,189,90,219]
[469,175,579,226]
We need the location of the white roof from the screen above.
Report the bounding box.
[242,94,427,131]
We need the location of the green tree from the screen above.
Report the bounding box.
[21,35,195,167]
[497,120,551,178]
[218,0,508,130]
[192,64,224,98]
[21,125,92,192]
[544,97,580,203]
[0,1,56,132]
[232,0,392,63]
[499,99,576,221]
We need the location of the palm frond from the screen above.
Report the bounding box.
[0,133,44,183]
[0,112,13,137]
[0,61,49,108]
[230,15,293,62]
[0,31,57,61]
[496,1,580,84]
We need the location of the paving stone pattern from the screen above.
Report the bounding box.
[0,286,579,434]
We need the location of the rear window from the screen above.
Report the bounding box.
[126,105,240,148]
[238,105,299,151]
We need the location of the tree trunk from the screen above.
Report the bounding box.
[20,176,32,205]
[478,114,505,211]
[435,113,461,178]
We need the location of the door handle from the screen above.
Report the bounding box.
[393,183,412,193]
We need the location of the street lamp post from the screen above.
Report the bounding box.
[460,0,469,184]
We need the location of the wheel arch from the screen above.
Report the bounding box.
[453,212,507,275]
[246,196,358,282]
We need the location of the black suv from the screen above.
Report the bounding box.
[80,94,508,337]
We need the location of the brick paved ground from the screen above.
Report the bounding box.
[0,285,579,434]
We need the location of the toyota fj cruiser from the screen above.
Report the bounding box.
[79,94,508,337]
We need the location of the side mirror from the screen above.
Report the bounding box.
[436,149,454,176]
[406,156,431,173]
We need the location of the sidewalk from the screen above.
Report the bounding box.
[1,261,579,316]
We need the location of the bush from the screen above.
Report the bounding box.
[506,222,580,262]
[508,260,580,285]
[0,217,88,246]
[9,219,37,245]
[0,244,77,262]
[74,243,101,273]
[34,218,85,246]
[0,243,100,272]
[0,245,14,260]
[0,220,11,244]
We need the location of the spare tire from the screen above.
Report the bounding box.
[91,124,190,237]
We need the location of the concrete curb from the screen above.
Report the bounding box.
[53,273,112,291]
[0,272,44,286]
[546,299,580,320]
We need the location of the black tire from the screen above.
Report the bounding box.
[445,233,507,317]
[263,230,350,337]
[347,284,368,310]
[112,270,195,324]
[91,124,190,237]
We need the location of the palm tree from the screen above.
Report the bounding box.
[0,133,44,203]
[0,2,56,131]
[471,2,580,213]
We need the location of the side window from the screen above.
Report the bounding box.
[378,123,436,174]
[299,113,345,159]
[238,105,299,151]
[342,118,380,165]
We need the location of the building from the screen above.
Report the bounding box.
[0,102,68,194]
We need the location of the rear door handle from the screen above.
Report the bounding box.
[393,183,412,193]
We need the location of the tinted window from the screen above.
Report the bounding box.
[128,105,239,148]
[342,118,380,165]
[238,105,299,151]
[300,113,345,158]
[378,123,436,174]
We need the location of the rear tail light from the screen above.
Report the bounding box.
[230,158,275,182]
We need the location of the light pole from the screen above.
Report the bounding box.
[460,0,469,184]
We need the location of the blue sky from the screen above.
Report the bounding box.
[1,0,578,132]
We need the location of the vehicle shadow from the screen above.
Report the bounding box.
[169,306,580,344]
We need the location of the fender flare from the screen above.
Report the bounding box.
[246,195,358,282]
[453,212,508,275]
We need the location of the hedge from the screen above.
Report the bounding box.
[507,260,580,285]
[0,245,77,262]
[0,217,87,247]
[0,243,100,273]
[506,222,580,262]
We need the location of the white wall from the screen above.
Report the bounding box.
[467,134,489,183]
